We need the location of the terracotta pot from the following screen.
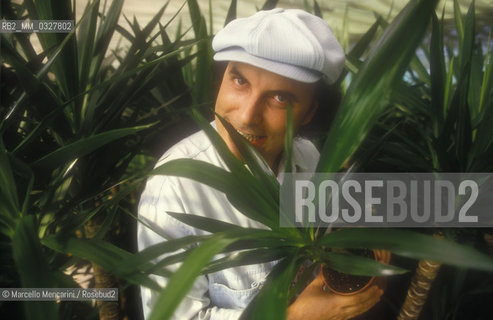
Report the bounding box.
[322,249,381,295]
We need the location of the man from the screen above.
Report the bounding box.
[138,8,384,319]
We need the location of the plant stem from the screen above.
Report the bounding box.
[397,244,442,319]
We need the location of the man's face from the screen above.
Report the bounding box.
[214,62,318,171]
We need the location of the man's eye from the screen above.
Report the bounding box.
[233,77,246,86]
[273,94,288,104]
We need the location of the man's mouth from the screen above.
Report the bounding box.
[236,129,266,144]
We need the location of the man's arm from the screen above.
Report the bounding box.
[138,174,245,320]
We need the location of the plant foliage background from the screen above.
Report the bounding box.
[1,0,492,320]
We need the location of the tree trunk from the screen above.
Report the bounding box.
[85,214,120,320]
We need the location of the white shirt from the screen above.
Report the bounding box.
[138,124,319,320]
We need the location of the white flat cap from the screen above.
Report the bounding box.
[212,8,345,84]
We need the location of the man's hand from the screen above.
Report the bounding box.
[287,272,384,320]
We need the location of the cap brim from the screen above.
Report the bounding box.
[214,48,322,83]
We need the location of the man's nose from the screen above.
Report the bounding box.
[239,95,263,125]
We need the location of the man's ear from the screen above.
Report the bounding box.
[301,101,319,126]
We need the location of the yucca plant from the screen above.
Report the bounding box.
[130,0,493,319]
[0,0,214,319]
[355,2,492,173]
[351,0,493,318]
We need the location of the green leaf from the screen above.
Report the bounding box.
[347,17,381,61]
[317,0,437,172]
[323,252,407,276]
[150,158,278,228]
[190,110,251,177]
[116,234,212,275]
[42,236,131,266]
[29,0,78,102]
[92,0,124,78]
[478,42,492,114]
[284,103,294,173]
[186,0,212,107]
[467,40,483,121]
[77,0,99,95]
[261,0,279,11]
[224,0,237,26]
[313,0,323,18]
[202,247,292,275]
[208,0,213,34]
[240,253,298,320]
[430,11,446,136]
[318,229,493,272]
[167,211,245,233]
[443,56,455,112]
[440,11,473,171]
[31,123,155,169]
[470,50,493,164]
[148,235,234,320]
[223,229,303,252]
[216,113,279,201]
[0,138,20,227]
[0,31,71,127]
[42,236,160,291]
[13,216,58,320]
[187,0,203,37]
[0,35,39,96]
[453,0,464,46]
[409,54,431,85]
